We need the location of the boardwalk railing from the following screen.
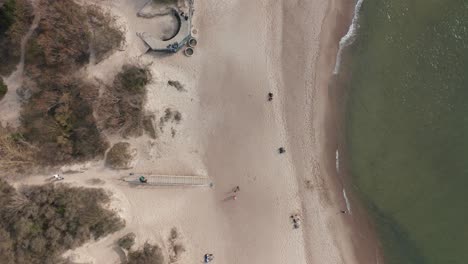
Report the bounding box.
[122,174,213,187]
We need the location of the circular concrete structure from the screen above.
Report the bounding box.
[188,37,198,47]
[184,47,194,57]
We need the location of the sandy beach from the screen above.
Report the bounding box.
[9,0,382,263]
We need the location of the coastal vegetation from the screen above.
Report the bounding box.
[24,0,124,75]
[86,5,125,63]
[0,77,7,100]
[0,0,33,75]
[168,227,185,263]
[116,228,185,264]
[20,77,108,165]
[0,180,124,264]
[167,80,185,92]
[106,142,134,169]
[117,232,136,251]
[0,0,127,168]
[0,127,35,174]
[127,242,164,264]
[98,64,153,138]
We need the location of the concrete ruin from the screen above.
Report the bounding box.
[137,0,193,53]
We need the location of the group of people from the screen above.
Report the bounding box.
[53,174,64,181]
[227,186,240,201]
[290,214,301,229]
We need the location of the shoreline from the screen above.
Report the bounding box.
[329,46,386,264]
[321,1,386,263]
[283,0,384,262]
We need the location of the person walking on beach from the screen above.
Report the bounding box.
[204,253,214,263]
[233,186,240,193]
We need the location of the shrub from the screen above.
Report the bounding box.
[127,242,164,264]
[106,142,134,169]
[172,244,185,259]
[167,80,185,92]
[98,64,152,137]
[0,180,124,264]
[26,0,90,73]
[117,232,136,250]
[0,77,7,100]
[0,127,36,175]
[115,64,152,94]
[86,5,125,63]
[159,108,182,133]
[20,77,108,165]
[7,0,125,167]
[0,0,16,35]
[86,178,106,185]
[168,228,184,263]
[0,0,34,75]
[143,114,157,139]
[21,0,123,74]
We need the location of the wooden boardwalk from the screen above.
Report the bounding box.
[122,174,213,187]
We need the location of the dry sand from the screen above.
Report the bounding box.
[10,0,383,263]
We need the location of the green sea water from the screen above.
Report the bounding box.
[345,0,468,263]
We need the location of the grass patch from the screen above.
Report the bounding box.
[105,142,134,169]
[143,114,157,139]
[117,232,136,250]
[20,77,108,165]
[168,228,185,263]
[86,178,106,185]
[0,0,34,75]
[86,5,125,63]
[0,77,7,100]
[11,0,126,166]
[159,108,182,133]
[0,0,16,35]
[25,0,124,74]
[98,64,152,138]
[127,242,164,264]
[167,80,185,92]
[0,179,124,264]
[116,64,152,93]
[0,127,36,175]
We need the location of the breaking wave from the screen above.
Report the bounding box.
[333,0,365,75]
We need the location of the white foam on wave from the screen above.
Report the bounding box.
[333,0,365,75]
[336,149,339,173]
[343,188,352,214]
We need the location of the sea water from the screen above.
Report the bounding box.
[343,0,468,263]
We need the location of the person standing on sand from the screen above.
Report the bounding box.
[233,186,240,193]
[268,92,273,101]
